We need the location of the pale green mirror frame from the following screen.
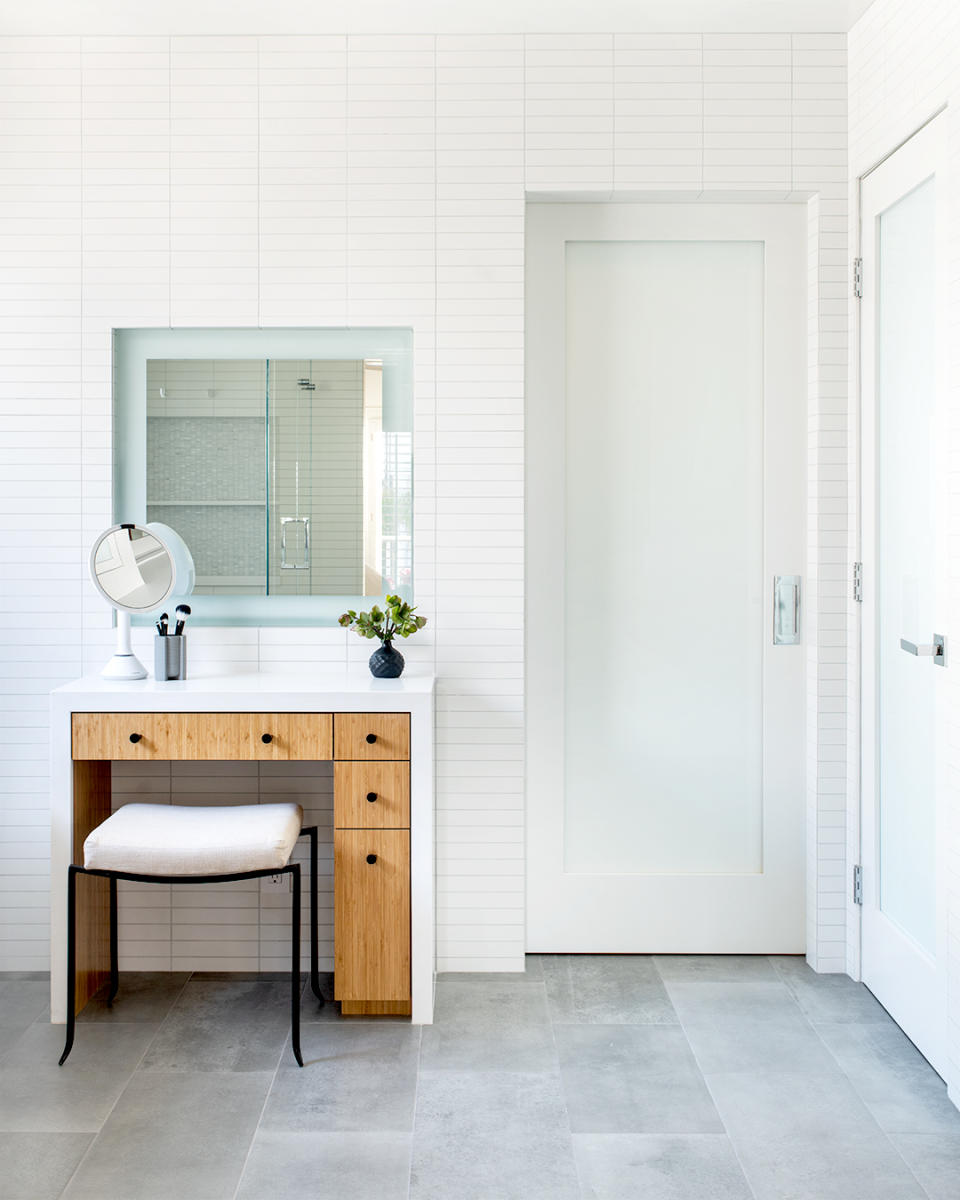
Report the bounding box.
[113,327,414,626]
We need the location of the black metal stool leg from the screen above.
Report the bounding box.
[308,827,322,1003]
[59,865,78,1066]
[290,862,303,1067]
[108,875,119,1007]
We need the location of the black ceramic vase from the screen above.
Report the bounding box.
[369,641,405,679]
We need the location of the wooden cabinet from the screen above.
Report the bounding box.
[334,761,410,829]
[333,717,411,1013]
[72,712,332,761]
[69,706,412,1016]
[72,712,182,760]
[334,713,410,761]
[178,713,332,760]
[334,829,410,1010]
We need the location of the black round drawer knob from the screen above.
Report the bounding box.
[129,733,142,744]
[365,733,377,744]
[366,853,377,865]
[366,792,378,803]
[261,733,273,744]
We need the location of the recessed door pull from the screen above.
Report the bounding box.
[773,575,801,645]
[900,634,947,667]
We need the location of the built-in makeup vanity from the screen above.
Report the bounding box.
[49,672,435,1025]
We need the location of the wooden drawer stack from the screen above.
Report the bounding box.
[333,714,411,1016]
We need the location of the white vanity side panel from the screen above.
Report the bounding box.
[1,30,847,977]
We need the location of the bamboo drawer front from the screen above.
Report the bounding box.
[334,761,410,829]
[334,828,410,1006]
[334,713,410,761]
[72,712,333,761]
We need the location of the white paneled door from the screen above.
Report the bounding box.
[860,115,948,1077]
[526,204,806,951]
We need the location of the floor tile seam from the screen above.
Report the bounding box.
[11,1129,98,1200]
[764,955,813,1012]
[118,967,199,1069]
[540,970,582,1027]
[543,985,591,1198]
[56,995,169,1200]
[0,979,54,1055]
[657,997,762,1200]
[53,969,200,1193]
[406,1023,424,1200]
[77,970,195,1028]
[799,1003,937,1199]
[662,965,813,1035]
[0,1028,36,1070]
[230,1021,290,1200]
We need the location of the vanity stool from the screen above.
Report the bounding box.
[58,801,323,1068]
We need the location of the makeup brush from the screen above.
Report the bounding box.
[158,613,169,636]
[174,604,191,637]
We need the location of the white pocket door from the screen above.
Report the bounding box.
[526,203,807,952]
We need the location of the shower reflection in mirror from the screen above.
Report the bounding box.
[145,358,412,599]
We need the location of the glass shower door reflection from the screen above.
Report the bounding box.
[145,359,269,595]
[267,359,371,597]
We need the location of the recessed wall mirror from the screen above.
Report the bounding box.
[145,358,410,599]
[114,329,414,626]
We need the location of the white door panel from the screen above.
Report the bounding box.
[860,115,948,1077]
[526,203,807,952]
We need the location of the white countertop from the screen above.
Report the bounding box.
[51,669,436,712]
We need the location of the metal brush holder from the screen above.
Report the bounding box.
[154,635,187,681]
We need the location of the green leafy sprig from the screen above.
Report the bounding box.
[339,594,427,645]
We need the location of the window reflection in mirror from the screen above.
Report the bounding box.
[145,358,412,598]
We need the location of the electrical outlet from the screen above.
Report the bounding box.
[261,873,291,894]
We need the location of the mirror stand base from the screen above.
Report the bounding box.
[101,653,148,681]
[102,610,147,680]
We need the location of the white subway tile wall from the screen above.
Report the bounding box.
[0,32,846,976]
[847,0,960,1097]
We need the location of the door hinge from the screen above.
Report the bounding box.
[853,864,863,906]
[853,561,863,603]
[854,257,863,299]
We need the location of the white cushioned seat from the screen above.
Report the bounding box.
[83,802,304,877]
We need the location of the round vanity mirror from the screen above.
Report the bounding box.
[90,523,195,680]
[91,525,175,613]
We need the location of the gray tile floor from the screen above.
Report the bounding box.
[1,956,959,1199]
